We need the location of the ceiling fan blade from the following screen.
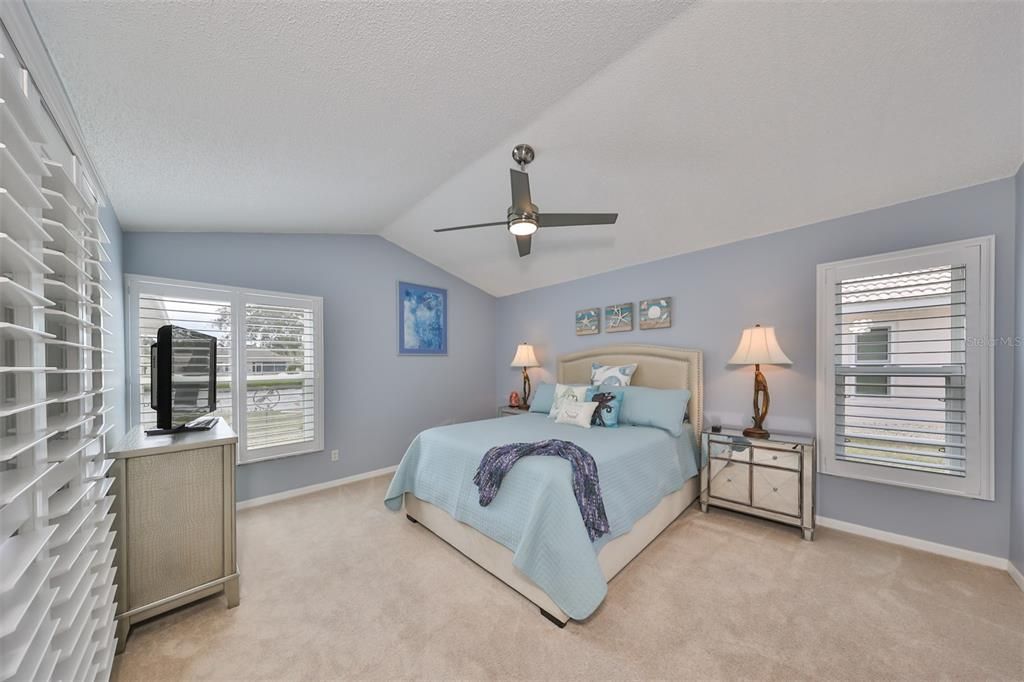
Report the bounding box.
[537,212,618,227]
[434,221,507,233]
[515,234,532,257]
[510,169,533,214]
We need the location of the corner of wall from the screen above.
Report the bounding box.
[1010,162,1024,580]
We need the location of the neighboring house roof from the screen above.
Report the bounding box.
[841,267,954,304]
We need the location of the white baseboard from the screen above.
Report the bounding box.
[237,465,398,510]
[816,516,1008,570]
[1009,561,1024,592]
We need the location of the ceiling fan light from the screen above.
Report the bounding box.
[508,218,538,236]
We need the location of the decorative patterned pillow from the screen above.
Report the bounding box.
[591,362,638,387]
[555,401,598,428]
[549,384,589,419]
[585,386,624,427]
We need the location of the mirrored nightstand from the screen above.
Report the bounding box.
[498,405,530,417]
[700,426,816,540]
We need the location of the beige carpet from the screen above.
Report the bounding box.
[112,475,1024,681]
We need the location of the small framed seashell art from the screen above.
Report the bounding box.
[639,297,672,330]
[575,307,600,336]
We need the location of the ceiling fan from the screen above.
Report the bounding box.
[433,144,618,257]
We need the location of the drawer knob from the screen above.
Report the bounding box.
[772,487,778,492]
[726,478,733,483]
[772,455,778,460]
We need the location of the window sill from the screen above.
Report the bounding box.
[819,467,994,501]
[238,442,324,465]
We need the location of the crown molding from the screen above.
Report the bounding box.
[0,0,109,204]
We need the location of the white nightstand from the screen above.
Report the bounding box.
[498,405,530,417]
[700,426,816,540]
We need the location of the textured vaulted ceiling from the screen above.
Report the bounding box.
[31,1,1023,297]
[28,0,688,232]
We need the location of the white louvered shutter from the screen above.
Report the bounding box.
[129,280,322,463]
[834,265,967,473]
[817,238,993,499]
[0,47,117,682]
[241,297,319,460]
[134,290,233,431]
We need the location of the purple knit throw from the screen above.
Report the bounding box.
[473,439,610,542]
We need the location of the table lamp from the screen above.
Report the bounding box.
[510,343,539,408]
[728,324,791,438]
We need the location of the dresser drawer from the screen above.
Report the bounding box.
[751,467,800,517]
[709,460,750,505]
[750,446,801,471]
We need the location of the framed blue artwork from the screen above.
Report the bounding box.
[398,282,447,355]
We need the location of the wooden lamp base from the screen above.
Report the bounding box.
[521,366,532,410]
[743,364,772,439]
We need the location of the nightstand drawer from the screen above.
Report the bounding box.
[752,467,800,517]
[708,439,751,462]
[709,460,750,504]
[751,447,801,471]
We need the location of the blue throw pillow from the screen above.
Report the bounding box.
[618,386,691,437]
[585,386,623,427]
[529,383,555,414]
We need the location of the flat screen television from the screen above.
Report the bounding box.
[149,324,217,433]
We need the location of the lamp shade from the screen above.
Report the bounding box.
[728,325,791,366]
[510,343,539,368]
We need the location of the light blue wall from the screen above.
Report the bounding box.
[496,177,1017,558]
[98,204,127,441]
[1011,164,1024,574]
[123,232,497,501]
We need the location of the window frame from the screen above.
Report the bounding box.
[815,236,994,500]
[126,274,325,464]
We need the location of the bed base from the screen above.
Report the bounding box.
[539,607,568,628]
[403,476,699,627]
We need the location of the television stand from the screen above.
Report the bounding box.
[145,415,220,437]
[108,421,240,652]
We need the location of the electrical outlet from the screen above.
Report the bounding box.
[330,449,339,462]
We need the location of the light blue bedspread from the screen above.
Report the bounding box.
[384,413,699,619]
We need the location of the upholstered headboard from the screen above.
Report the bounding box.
[557,344,704,435]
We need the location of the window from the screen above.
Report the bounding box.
[854,326,890,396]
[128,275,324,463]
[816,237,994,499]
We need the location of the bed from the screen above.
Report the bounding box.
[384,344,703,626]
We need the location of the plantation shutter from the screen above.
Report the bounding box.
[817,238,993,499]
[834,265,967,475]
[0,46,117,681]
[133,289,233,431]
[241,297,318,459]
[129,279,323,463]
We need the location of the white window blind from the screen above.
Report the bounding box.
[135,290,233,431]
[243,300,316,455]
[816,237,994,499]
[128,276,323,462]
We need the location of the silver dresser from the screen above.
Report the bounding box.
[700,426,816,540]
[107,421,240,652]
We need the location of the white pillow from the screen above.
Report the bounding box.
[549,384,588,419]
[591,362,638,387]
[555,401,598,428]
